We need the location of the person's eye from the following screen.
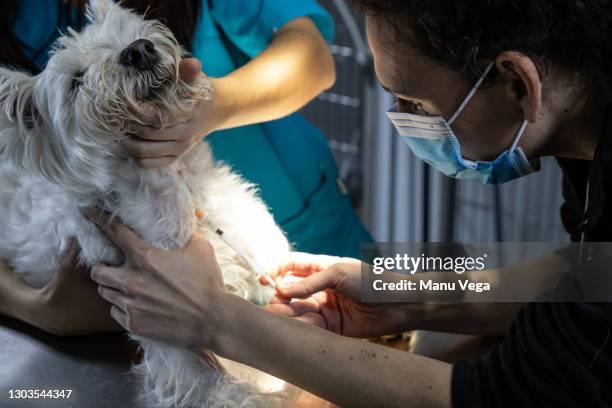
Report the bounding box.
[397,98,429,116]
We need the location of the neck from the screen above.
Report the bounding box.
[541,85,607,160]
[93,144,212,250]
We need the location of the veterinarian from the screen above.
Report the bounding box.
[85,0,612,406]
[0,0,371,333]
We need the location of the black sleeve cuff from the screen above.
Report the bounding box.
[451,303,612,408]
[451,360,488,408]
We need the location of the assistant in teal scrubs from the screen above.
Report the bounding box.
[12,0,372,257]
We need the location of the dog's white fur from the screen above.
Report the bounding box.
[0,0,292,406]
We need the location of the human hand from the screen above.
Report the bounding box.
[265,253,411,338]
[87,209,227,348]
[122,58,223,168]
[0,241,120,335]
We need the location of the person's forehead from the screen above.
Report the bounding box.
[366,16,468,109]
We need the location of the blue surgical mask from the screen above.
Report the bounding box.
[386,62,540,184]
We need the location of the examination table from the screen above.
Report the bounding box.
[0,317,148,407]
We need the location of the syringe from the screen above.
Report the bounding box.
[198,215,279,289]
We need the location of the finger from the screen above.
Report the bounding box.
[98,285,127,310]
[187,232,216,256]
[265,300,318,317]
[179,58,203,84]
[129,121,192,142]
[276,268,338,299]
[126,101,171,127]
[59,238,81,273]
[91,264,131,292]
[295,312,326,329]
[260,273,296,286]
[85,208,148,256]
[261,272,300,287]
[110,305,129,330]
[122,136,185,159]
[276,253,326,276]
[56,239,92,284]
[272,252,341,278]
[265,303,301,317]
[268,295,291,304]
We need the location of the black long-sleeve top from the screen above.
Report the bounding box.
[451,106,612,407]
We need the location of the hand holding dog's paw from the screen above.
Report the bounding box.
[87,208,228,348]
[265,255,414,339]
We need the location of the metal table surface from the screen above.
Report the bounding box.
[0,317,148,408]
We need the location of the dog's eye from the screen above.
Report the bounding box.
[71,71,85,90]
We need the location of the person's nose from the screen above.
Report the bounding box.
[119,39,160,71]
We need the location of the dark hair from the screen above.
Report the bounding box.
[351,0,612,97]
[122,0,201,51]
[0,0,201,74]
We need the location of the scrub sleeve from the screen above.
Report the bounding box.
[193,0,372,257]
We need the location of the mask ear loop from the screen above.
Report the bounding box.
[448,61,530,153]
[509,120,529,152]
[448,61,496,125]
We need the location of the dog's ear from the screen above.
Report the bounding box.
[0,67,47,173]
[0,67,89,191]
[0,67,110,192]
[0,67,39,131]
[86,0,115,23]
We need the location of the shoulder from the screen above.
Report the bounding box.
[12,0,69,70]
[209,0,334,44]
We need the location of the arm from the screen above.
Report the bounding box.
[85,209,605,408]
[407,252,570,335]
[0,243,119,335]
[0,258,40,327]
[216,294,452,408]
[87,211,451,408]
[210,17,336,130]
[452,301,612,408]
[125,17,336,168]
[265,252,570,337]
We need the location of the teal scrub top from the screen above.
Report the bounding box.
[13,0,372,257]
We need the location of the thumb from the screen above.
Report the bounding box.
[58,238,82,276]
[49,238,88,292]
[179,58,203,84]
[277,267,337,299]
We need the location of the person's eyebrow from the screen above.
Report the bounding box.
[380,83,400,96]
[379,79,414,99]
[381,83,414,102]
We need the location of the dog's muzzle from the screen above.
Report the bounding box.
[119,39,160,71]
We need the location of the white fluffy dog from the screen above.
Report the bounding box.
[0,0,292,406]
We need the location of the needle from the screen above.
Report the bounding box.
[198,215,279,289]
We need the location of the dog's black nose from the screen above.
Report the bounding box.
[119,39,159,71]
